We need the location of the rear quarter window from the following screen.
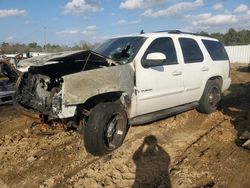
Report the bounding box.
[202,40,229,61]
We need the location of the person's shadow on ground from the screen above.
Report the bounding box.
[132,135,172,188]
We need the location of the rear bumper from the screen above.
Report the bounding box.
[222,78,231,92]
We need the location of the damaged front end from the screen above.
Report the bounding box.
[14,50,131,119]
[15,72,63,117]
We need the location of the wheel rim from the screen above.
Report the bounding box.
[104,112,126,149]
[208,86,221,108]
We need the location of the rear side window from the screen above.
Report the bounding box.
[144,37,178,65]
[202,40,229,61]
[179,38,204,63]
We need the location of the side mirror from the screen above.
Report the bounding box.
[141,52,166,68]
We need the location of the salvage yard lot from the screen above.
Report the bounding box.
[0,64,249,188]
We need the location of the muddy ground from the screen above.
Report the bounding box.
[0,64,249,188]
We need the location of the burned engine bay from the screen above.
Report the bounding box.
[14,50,118,116]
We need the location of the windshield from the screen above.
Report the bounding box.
[94,36,146,64]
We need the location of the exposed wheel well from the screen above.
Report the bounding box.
[199,76,223,101]
[208,76,223,90]
[76,92,131,119]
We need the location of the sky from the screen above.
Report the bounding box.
[0,0,250,45]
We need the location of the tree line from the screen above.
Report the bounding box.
[1,28,250,54]
[0,40,98,55]
[198,28,250,45]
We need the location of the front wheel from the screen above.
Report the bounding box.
[84,102,128,156]
[197,80,221,114]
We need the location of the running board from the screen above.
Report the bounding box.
[129,102,199,125]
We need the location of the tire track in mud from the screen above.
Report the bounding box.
[169,122,250,188]
[169,118,228,171]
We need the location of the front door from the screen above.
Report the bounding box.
[135,37,185,116]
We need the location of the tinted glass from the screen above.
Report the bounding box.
[144,37,178,65]
[95,37,146,64]
[179,38,204,63]
[202,40,229,61]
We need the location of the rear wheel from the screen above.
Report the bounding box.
[197,80,221,114]
[84,102,128,156]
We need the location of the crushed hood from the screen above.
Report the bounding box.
[18,50,85,67]
[18,50,117,68]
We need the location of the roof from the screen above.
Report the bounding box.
[114,30,217,41]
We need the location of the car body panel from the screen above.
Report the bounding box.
[62,64,134,106]
[133,35,185,116]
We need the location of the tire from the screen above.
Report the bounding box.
[84,102,128,156]
[197,80,221,114]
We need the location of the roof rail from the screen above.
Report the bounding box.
[155,30,182,34]
[140,29,210,37]
[154,30,201,36]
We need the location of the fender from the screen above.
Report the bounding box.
[62,64,134,106]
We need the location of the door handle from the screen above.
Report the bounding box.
[201,67,209,71]
[172,70,182,76]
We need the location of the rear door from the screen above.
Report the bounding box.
[179,38,208,103]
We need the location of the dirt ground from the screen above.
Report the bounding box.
[0,64,249,188]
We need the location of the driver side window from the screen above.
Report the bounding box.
[143,37,178,65]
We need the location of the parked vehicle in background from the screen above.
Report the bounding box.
[0,79,15,105]
[0,56,16,104]
[2,30,231,156]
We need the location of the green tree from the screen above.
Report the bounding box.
[28,42,38,48]
[197,31,210,37]
[224,28,240,45]
[210,32,225,44]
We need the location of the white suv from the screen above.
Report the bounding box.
[10,30,231,155]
